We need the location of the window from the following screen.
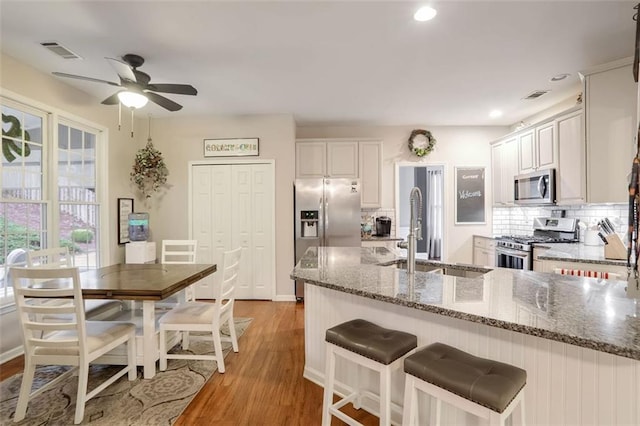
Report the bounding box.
[1,98,105,307]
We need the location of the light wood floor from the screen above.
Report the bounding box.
[0,300,378,425]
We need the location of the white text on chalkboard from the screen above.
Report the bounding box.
[459,190,482,199]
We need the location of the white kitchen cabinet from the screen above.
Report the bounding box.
[491,136,517,205]
[518,123,556,174]
[327,141,358,178]
[296,139,382,208]
[472,236,495,267]
[295,142,326,178]
[359,141,383,208]
[556,110,586,204]
[581,58,637,203]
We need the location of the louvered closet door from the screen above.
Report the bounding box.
[191,163,274,300]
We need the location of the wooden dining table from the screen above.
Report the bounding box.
[79,263,217,379]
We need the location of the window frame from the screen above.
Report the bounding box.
[1,91,109,309]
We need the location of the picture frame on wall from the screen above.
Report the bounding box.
[203,138,259,157]
[117,198,134,245]
[454,166,486,225]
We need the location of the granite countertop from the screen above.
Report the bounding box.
[290,246,640,360]
[361,235,403,242]
[535,242,627,267]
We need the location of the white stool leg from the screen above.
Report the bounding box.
[353,363,362,409]
[517,393,526,426]
[322,345,336,426]
[379,365,391,426]
[402,374,415,426]
[434,396,442,426]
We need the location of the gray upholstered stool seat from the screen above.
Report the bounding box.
[322,319,417,426]
[326,319,418,365]
[402,342,527,426]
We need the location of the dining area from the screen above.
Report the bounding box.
[1,241,244,424]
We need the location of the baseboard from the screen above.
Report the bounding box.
[1,346,23,364]
[272,295,297,302]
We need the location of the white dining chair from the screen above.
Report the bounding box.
[157,240,198,307]
[26,247,123,320]
[11,266,137,424]
[158,246,241,373]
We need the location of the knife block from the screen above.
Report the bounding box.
[604,234,626,260]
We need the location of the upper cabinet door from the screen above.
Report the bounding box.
[359,141,382,208]
[536,122,556,169]
[556,111,585,204]
[517,130,535,174]
[327,141,358,178]
[296,142,326,178]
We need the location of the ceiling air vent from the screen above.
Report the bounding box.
[522,90,549,100]
[40,41,82,60]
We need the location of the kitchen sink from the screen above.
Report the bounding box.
[386,260,491,278]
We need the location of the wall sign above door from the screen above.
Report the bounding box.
[203,138,259,157]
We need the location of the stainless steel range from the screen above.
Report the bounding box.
[496,217,579,270]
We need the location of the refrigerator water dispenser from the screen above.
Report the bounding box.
[301,210,318,237]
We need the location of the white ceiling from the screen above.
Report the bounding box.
[0,1,637,126]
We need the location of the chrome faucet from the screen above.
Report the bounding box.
[397,187,423,274]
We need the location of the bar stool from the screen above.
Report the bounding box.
[402,342,526,426]
[322,319,418,426]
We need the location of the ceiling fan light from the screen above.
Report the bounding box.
[118,90,148,109]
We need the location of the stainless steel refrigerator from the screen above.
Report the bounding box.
[294,178,361,300]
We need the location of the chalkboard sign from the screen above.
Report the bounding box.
[455,167,485,224]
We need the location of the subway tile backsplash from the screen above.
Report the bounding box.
[492,204,628,236]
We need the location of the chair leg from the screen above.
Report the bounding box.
[74,363,89,424]
[228,316,239,352]
[321,345,336,426]
[14,359,36,422]
[127,331,137,380]
[182,331,190,350]
[518,394,526,426]
[159,327,168,371]
[213,330,225,373]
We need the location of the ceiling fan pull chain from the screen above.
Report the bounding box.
[118,102,122,131]
[131,108,134,138]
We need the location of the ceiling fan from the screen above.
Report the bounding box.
[52,54,197,111]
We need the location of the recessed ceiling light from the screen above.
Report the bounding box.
[414,6,437,22]
[550,73,570,82]
[489,110,503,119]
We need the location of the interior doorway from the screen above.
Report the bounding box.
[395,163,444,260]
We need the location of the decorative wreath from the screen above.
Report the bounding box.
[408,129,436,157]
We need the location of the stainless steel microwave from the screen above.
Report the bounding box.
[514,169,556,205]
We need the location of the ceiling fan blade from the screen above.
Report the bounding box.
[145,91,183,111]
[105,57,137,82]
[52,72,120,87]
[101,92,121,105]
[147,84,198,96]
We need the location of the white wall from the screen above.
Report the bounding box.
[139,114,296,299]
[296,125,508,263]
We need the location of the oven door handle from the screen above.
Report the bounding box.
[496,247,530,258]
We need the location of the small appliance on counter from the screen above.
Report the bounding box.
[375,216,391,237]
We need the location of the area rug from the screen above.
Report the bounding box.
[0,317,252,425]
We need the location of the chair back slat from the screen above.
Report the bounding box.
[11,266,87,356]
[216,247,242,317]
[26,247,74,268]
[161,240,197,264]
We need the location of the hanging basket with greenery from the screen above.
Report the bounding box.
[130,140,169,199]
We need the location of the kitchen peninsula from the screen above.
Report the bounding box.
[292,247,640,425]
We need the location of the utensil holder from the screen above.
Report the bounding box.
[604,234,626,260]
